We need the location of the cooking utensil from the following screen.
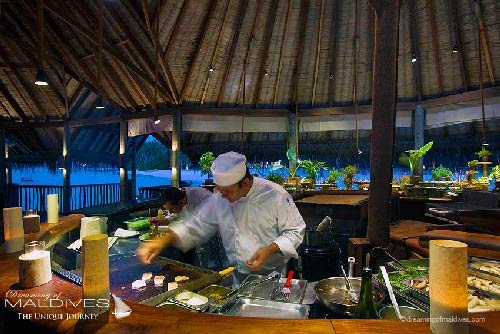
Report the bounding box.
[316,216,332,232]
[314,277,386,315]
[275,270,294,302]
[380,266,402,320]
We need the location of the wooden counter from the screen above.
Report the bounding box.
[1,216,499,334]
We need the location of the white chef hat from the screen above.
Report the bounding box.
[211,151,247,186]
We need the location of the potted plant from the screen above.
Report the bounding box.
[199,151,215,184]
[489,165,500,191]
[271,149,303,184]
[466,160,479,182]
[431,165,452,181]
[475,146,492,162]
[325,168,342,189]
[400,141,434,184]
[342,165,357,190]
[267,173,284,185]
[300,159,327,189]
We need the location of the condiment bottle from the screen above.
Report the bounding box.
[352,266,380,319]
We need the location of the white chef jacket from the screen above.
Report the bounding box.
[169,177,306,275]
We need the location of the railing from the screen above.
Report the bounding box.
[138,185,169,200]
[6,183,121,214]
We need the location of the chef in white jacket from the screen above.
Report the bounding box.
[137,151,306,279]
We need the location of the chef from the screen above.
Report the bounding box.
[136,151,306,280]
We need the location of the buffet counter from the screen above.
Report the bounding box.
[1,215,499,334]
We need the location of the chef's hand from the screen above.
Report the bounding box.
[246,243,280,271]
[136,232,176,264]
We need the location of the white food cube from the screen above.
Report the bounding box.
[167,282,179,291]
[132,279,146,290]
[154,275,165,287]
[142,272,153,281]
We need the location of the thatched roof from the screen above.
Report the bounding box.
[0,0,499,166]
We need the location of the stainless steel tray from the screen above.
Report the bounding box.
[238,274,307,303]
[225,298,309,319]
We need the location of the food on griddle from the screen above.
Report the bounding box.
[142,272,153,281]
[468,276,500,295]
[175,275,190,283]
[468,291,500,311]
[132,279,146,290]
[154,275,165,287]
[411,278,429,291]
[174,291,208,306]
[479,265,500,276]
[168,282,179,291]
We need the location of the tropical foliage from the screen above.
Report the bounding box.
[431,165,452,180]
[199,151,215,178]
[475,146,492,160]
[267,173,284,185]
[326,168,342,184]
[271,148,302,178]
[300,159,327,181]
[400,141,434,176]
[136,140,192,170]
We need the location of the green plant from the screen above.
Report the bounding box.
[431,165,452,180]
[267,173,284,185]
[468,160,479,169]
[342,165,357,189]
[326,168,342,184]
[300,159,327,181]
[199,151,215,178]
[490,165,500,180]
[400,141,434,176]
[271,148,302,178]
[475,146,492,160]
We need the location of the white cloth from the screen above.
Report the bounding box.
[169,187,212,224]
[210,151,247,186]
[169,177,306,276]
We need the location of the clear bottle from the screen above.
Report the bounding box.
[352,267,380,319]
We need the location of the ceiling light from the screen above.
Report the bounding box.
[357,147,363,155]
[264,71,268,76]
[34,68,48,86]
[329,73,334,80]
[411,52,417,63]
[95,96,105,109]
[209,65,214,72]
[452,45,459,53]
[154,115,161,125]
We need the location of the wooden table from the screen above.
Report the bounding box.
[1,215,499,334]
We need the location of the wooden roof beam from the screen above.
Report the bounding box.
[255,0,278,108]
[473,0,496,86]
[162,0,189,63]
[141,0,152,35]
[121,0,179,104]
[179,0,218,104]
[409,0,423,101]
[328,0,339,107]
[311,0,325,107]
[448,0,468,91]
[273,0,292,107]
[427,0,442,95]
[201,0,232,105]
[43,2,173,103]
[217,0,249,107]
[236,0,261,105]
[0,85,29,122]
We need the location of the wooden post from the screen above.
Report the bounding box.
[119,116,128,203]
[0,129,6,210]
[130,136,137,200]
[367,0,400,247]
[288,112,297,172]
[62,122,71,214]
[171,109,181,188]
[414,103,425,176]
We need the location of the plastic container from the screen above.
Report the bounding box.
[124,217,150,230]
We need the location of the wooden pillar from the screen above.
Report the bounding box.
[130,136,137,200]
[414,103,425,175]
[0,129,6,210]
[367,0,400,247]
[288,112,297,171]
[171,110,181,188]
[119,117,128,203]
[62,122,71,214]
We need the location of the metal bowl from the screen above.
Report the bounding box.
[379,305,429,319]
[314,277,386,315]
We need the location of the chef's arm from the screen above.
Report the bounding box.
[273,196,306,259]
[246,243,281,271]
[136,230,179,264]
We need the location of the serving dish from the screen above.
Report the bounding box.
[158,289,209,312]
[225,298,309,319]
[197,284,237,312]
[314,277,385,315]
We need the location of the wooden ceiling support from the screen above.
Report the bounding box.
[427,0,442,96]
[162,0,189,63]
[448,0,468,91]
[254,0,278,109]
[311,0,325,107]
[473,0,496,86]
[217,0,249,107]
[0,85,29,122]
[408,0,423,101]
[179,0,218,104]
[141,0,152,35]
[200,0,232,105]
[328,0,339,107]
[273,0,292,107]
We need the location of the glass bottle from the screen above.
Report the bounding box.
[352,267,380,319]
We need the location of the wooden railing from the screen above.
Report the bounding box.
[6,183,121,214]
[138,185,169,200]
